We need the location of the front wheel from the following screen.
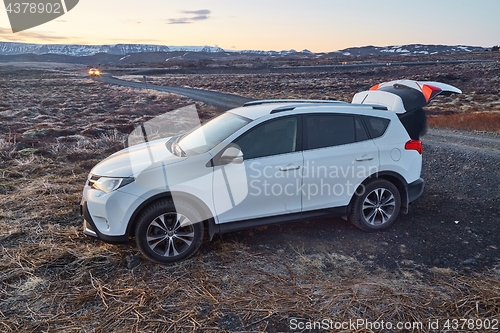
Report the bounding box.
[349,179,401,232]
[135,199,204,263]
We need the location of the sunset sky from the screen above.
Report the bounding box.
[1,0,499,52]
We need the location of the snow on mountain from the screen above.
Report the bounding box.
[0,42,489,57]
[0,42,38,55]
[168,45,225,53]
[238,49,280,55]
[0,42,171,56]
[236,49,309,56]
[338,44,487,56]
[0,42,229,56]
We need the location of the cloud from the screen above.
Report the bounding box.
[0,26,165,45]
[167,18,190,25]
[167,9,211,25]
[191,15,209,21]
[181,10,210,15]
[0,26,70,42]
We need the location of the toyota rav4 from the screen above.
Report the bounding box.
[81,80,461,263]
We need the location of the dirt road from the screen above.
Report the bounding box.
[95,75,254,109]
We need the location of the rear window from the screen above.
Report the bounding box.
[362,116,390,139]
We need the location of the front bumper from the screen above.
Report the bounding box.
[80,199,129,243]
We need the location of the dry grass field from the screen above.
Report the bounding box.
[1,61,499,332]
[142,56,500,133]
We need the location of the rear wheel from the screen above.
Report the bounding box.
[349,179,401,232]
[135,199,204,263]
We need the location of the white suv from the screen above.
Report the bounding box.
[81,80,461,263]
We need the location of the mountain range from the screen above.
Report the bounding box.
[0,41,489,57]
[339,44,488,56]
[0,42,226,56]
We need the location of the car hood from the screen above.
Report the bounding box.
[91,137,184,177]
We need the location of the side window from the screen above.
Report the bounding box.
[234,117,298,160]
[305,114,357,150]
[355,117,369,142]
[362,116,390,139]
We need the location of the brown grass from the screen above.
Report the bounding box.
[1,65,500,332]
[428,112,500,132]
[2,203,500,333]
[2,176,500,333]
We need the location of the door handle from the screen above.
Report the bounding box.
[279,165,301,171]
[356,155,374,161]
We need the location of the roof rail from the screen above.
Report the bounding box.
[269,102,388,114]
[243,99,340,107]
[349,103,388,111]
[270,106,298,113]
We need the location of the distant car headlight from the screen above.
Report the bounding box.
[91,176,134,193]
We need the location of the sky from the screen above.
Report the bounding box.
[0,0,499,52]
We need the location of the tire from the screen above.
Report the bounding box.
[135,199,204,263]
[348,179,401,232]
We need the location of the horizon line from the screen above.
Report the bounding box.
[0,40,494,54]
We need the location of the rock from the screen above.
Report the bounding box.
[462,258,479,266]
[15,142,31,151]
[22,128,50,139]
[18,148,38,156]
[56,134,87,142]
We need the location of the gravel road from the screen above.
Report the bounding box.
[95,75,254,109]
[96,75,500,274]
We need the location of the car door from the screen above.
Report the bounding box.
[301,113,380,211]
[212,115,303,223]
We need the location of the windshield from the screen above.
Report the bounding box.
[176,112,251,156]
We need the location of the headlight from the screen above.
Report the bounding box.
[90,176,134,193]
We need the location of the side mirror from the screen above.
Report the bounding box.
[220,146,244,164]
